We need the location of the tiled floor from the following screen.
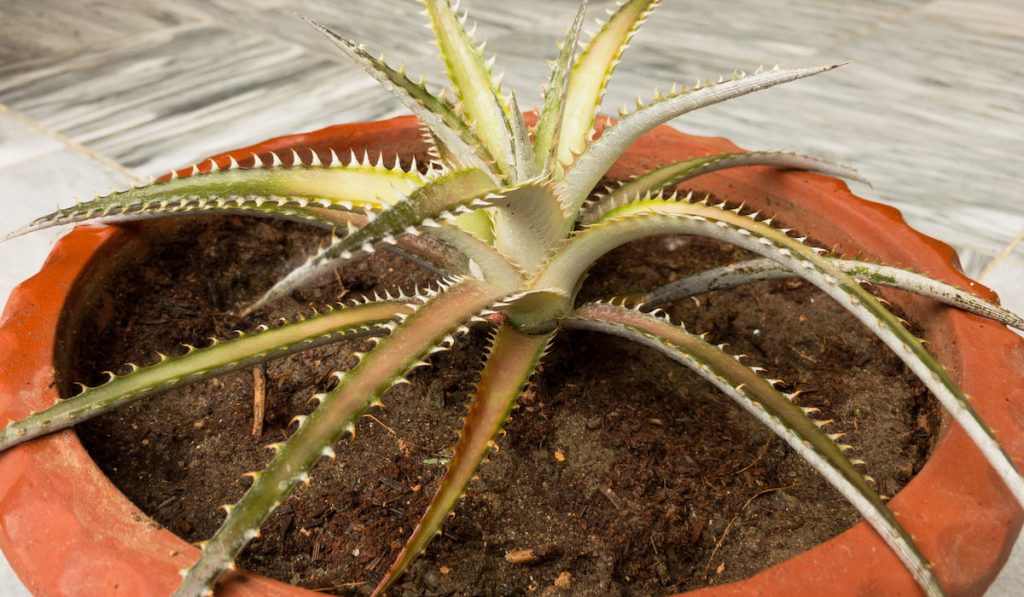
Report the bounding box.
[0,0,1021,594]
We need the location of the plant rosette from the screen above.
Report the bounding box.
[3,1,1024,595]
[0,116,1021,597]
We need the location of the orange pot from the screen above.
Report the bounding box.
[0,116,1021,596]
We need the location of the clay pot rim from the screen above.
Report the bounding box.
[0,115,1020,596]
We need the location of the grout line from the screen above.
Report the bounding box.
[979,225,1024,281]
[0,103,142,183]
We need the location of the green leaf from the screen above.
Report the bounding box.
[538,195,1024,510]
[507,91,536,181]
[0,298,409,452]
[579,150,870,225]
[533,0,588,173]
[304,18,495,175]
[429,225,525,290]
[372,324,552,596]
[639,257,1024,331]
[422,0,514,174]
[564,301,944,597]
[174,279,507,597]
[555,0,660,166]
[243,168,501,314]
[558,64,845,218]
[5,151,426,241]
[491,182,567,275]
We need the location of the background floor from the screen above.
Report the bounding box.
[0,0,1021,594]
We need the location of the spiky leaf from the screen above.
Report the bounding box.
[245,168,500,313]
[373,324,552,596]
[0,298,408,451]
[507,92,536,181]
[533,0,588,173]
[639,257,1024,331]
[556,0,660,166]
[559,64,844,216]
[422,0,514,174]
[539,195,1024,508]
[174,279,506,597]
[429,221,525,289]
[579,150,870,225]
[491,182,566,275]
[304,18,495,174]
[6,152,425,240]
[565,301,943,597]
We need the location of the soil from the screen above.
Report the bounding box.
[63,214,940,596]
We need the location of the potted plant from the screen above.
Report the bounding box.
[1,1,1022,595]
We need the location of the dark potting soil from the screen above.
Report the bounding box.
[64,215,940,596]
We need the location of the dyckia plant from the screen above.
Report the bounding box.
[2,0,1023,595]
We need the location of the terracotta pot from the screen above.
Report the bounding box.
[0,116,1021,596]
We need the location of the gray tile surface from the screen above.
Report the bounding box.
[0,0,1021,594]
[0,0,199,64]
[0,25,369,174]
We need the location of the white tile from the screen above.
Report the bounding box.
[0,557,29,597]
[955,244,997,280]
[0,148,132,310]
[991,492,1024,595]
[0,109,63,169]
[979,240,1024,321]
